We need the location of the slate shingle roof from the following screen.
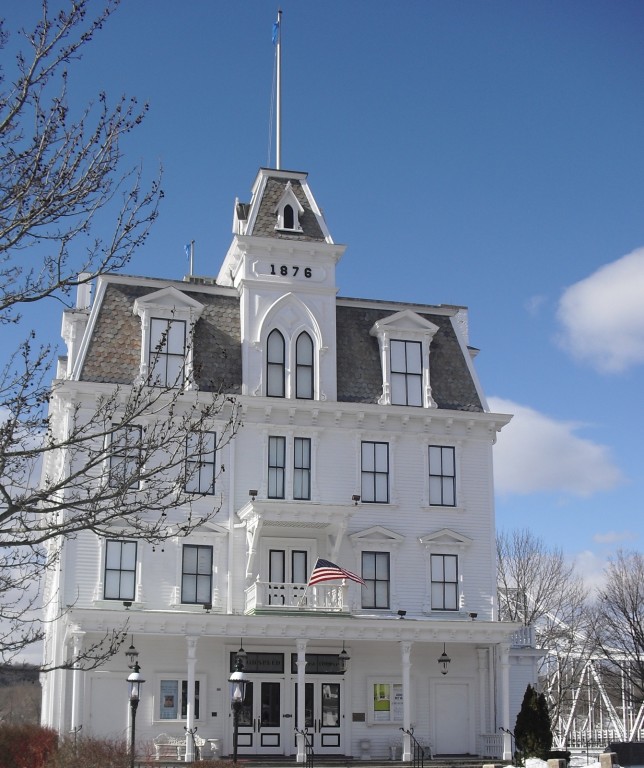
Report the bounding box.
[250,177,326,241]
[81,282,481,411]
[80,283,242,393]
[336,305,483,412]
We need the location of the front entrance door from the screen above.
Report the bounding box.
[295,680,344,754]
[432,681,471,755]
[237,679,284,755]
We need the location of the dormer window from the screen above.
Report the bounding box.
[274,181,304,232]
[149,318,187,387]
[133,287,204,389]
[370,310,439,408]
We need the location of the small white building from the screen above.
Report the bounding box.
[41,167,538,761]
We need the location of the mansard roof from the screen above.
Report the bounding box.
[234,168,332,243]
[79,280,242,393]
[335,301,483,412]
[75,277,483,412]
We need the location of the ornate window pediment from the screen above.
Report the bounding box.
[419,528,472,551]
[370,310,439,408]
[133,287,204,389]
[274,181,304,232]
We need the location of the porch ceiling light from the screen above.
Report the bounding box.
[339,641,350,674]
[438,643,451,675]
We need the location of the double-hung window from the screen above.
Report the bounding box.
[181,544,213,604]
[293,437,311,500]
[429,446,456,506]
[149,318,187,387]
[267,330,286,397]
[431,553,458,610]
[268,436,286,499]
[361,441,389,503]
[362,551,390,609]
[104,540,137,600]
[108,425,142,489]
[390,340,422,406]
[185,431,216,495]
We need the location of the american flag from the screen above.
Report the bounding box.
[308,558,366,586]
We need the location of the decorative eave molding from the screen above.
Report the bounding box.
[64,606,524,645]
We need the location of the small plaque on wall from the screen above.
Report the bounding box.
[352,712,366,722]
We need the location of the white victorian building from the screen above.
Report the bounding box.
[41,167,538,762]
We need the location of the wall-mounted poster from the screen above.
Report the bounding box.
[160,680,179,719]
[368,678,403,724]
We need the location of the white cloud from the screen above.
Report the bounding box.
[525,294,546,316]
[556,247,644,373]
[592,530,637,545]
[489,397,623,497]
[572,550,608,592]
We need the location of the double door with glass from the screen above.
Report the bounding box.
[236,678,284,755]
[296,680,344,754]
[235,677,344,756]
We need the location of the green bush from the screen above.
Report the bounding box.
[0,723,58,768]
[514,683,553,762]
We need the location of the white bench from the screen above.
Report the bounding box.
[153,732,206,761]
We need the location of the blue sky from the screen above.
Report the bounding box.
[5,1,644,587]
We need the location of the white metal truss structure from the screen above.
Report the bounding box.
[499,588,644,749]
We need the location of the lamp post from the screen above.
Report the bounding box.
[228,655,249,764]
[127,661,145,768]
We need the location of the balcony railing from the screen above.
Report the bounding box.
[244,581,349,614]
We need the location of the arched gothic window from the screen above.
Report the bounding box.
[295,331,314,399]
[266,329,285,397]
[283,204,294,230]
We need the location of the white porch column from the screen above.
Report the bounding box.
[401,641,412,762]
[477,647,489,735]
[185,636,198,762]
[70,632,85,736]
[500,643,512,761]
[295,639,308,763]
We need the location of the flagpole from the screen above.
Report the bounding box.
[190,240,195,276]
[275,8,282,170]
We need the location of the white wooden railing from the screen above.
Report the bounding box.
[244,581,348,613]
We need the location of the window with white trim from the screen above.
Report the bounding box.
[361,441,389,503]
[148,318,187,386]
[133,287,204,390]
[266,329,286,397]
[185,431,216,495]
[295,332,314,399]
[274,181,304,232]
[361,551,390,609]
[369,310,439,408]
[293,437,311,500]
[181,544,213,604]
[428,445,456,506]
[104,540,137,600]
[108,425,142,489]
[390,339,422,406]
[159,678,201,720]
[431,553,458,610]
[268,436,286,499]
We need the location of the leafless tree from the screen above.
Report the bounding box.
[593,550,644,705]
[497,528,592,740]
[0,2,241,669]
